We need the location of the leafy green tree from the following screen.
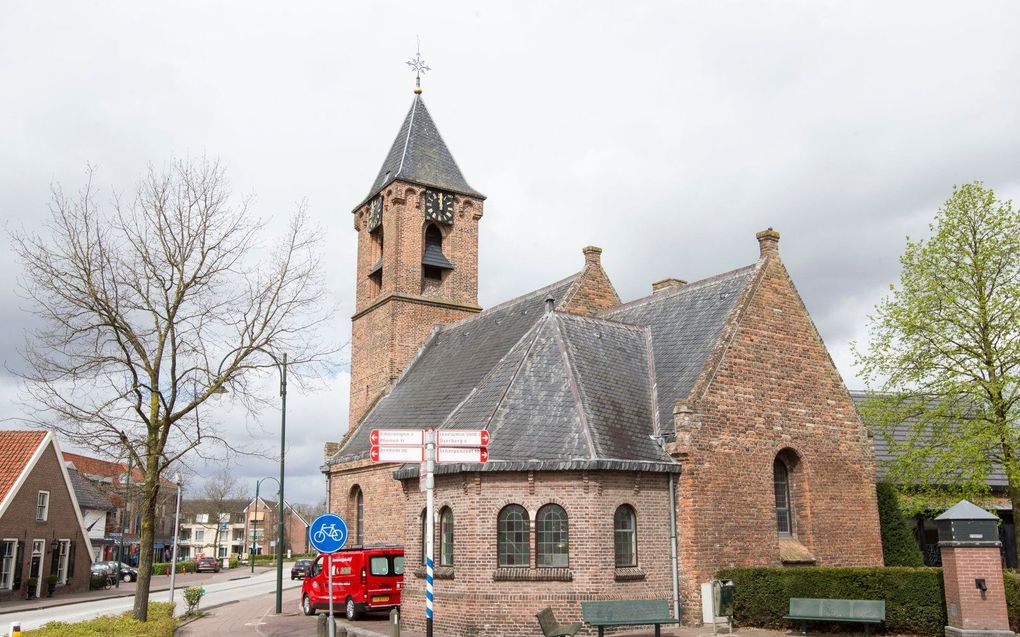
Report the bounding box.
[875,482,923,566]
[855,182,1020,557]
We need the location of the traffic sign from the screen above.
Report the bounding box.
[308,513,349,554]
[436,429,490,447]
[371,445,425,463]
[436,446,489,463]
[370,429,424,446]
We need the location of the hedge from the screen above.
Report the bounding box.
[26,601,175,636]
[716,567,947,635]
[877,482,924,566]
[150,561,197,575]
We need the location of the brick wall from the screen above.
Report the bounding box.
[326,460,406,546]
[0,440,91,600]
[671,243,883,618]
[558,247,621,316]
[348,181,483,426]
[942,546,1011,631]
[398,470,676,637]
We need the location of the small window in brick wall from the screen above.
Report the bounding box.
[774,457,794,535]
[614,505,637,567]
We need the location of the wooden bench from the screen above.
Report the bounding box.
[784,598,886,637]
[536,607,581,637]
[581,599,679,637]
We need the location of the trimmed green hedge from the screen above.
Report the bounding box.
[1006,571,1020,631]
[716,567,947,635]
[26,602,175,636]
[150,561,197,575]
[877,482,924,566]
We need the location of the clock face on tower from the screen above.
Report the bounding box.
[423,189,454,224]
[367,196,383,232]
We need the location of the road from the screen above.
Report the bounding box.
[2,569,302,630]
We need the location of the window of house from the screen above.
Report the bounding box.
[497,505,530,567]
[195,529,205,543]
[36,491,50,522]
[419,509,428,566]
[196,513,209,524]
[536,504,568,568]
[774,457,793,535]
[614,505,637,567]
[0,540,16,590]
[56,540,70,584]
[439,507,453,566]
[218,546,227,558]
[356,488,364,545]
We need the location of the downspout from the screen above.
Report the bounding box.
[655,435,682,621]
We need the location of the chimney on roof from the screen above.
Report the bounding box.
[544,296,555,314]
[582,245,602,267]
[652,278,687,294]
[756,227,780,257]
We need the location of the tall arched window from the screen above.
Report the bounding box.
[439,507,454,566]
[613,505,637,567]
[420,509,428,565]
[355,487,364,544]
[774,458,793,536]
[536,504,568,568]
[497,505,529,567]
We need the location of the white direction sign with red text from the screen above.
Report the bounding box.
[370,429,424,447]
[370,445,424,463]
[437,446,489,463]
[436,430,490,447]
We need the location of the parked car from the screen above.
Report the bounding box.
[196,557,221,573]
[291,559,313,580]
[95,560,139,583]
[300,545,404,620]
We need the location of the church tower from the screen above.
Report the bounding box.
[348,87,485,428]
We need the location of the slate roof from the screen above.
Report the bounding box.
[357,94,484,210]
[67,467,115,511]
[0,431,47,504]
[601,265,756,432]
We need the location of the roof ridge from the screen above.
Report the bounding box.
[552,315,598,460]
[396,95,419,177]
[602,263,757,316]
[438,272,581,333]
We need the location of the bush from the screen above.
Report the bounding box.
[717,566,947,635]
[151,560,196,575]
[88,574,108,590]
[877,482,924,566]
[183,585,205,615]
[1006,571,1020,632]
[26,602,175,636]
[229,558,239,569]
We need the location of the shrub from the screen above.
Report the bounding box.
[716,566,947,635]
[876,482,924,566]
[183,585,205,615]
[26,602,175,636]
[89,574,108,590]
[229,558,239,569]
[151,560,196,575]
[1006,571,1020,632]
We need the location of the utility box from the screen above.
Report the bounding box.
[937,502,999,545]
[714,580,735,618]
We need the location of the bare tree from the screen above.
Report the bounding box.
[200,468,247,556]
[11,159,335,620]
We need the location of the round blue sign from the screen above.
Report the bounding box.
[308,513,349,554]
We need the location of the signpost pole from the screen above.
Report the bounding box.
[327,552,335,637]
[424,427,435,637]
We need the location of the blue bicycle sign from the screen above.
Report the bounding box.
[308,513,349,554]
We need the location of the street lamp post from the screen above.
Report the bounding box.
[168,473,183,606]
[216,347,287,615]
[250,476,279,574]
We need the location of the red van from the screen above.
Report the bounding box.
[300,545,404,620]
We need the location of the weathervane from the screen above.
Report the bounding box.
[406,37,430,94]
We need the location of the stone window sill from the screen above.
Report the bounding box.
[614,566,646,581]
[493,567,573,582]
[413,565,454,580]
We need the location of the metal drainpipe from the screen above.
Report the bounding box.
[668,472,681,621]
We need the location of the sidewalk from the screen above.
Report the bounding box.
[0,565,277,617]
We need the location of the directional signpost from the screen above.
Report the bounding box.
[309,513,349,637]
[369,428,490,637]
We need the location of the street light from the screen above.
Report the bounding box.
[216,347,288,615]
[250,476,280,574]
[168,473,183,606]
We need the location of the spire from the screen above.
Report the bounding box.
[357,94,485,210]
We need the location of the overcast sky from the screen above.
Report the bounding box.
[2,1,1019,505]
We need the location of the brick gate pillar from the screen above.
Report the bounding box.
[936,500,1014,637]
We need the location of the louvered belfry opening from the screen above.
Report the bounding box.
[368,227,383,294]
[422,224,453,293]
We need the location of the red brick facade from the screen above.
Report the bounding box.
[669,237,883,616]
[942,546,1012,633]
[348,181,483,426]
[0,436,92,601]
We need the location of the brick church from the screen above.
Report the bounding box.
[323,85,884,636]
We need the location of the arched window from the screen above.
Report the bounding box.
[497,505,529,567]
[421,224,452,287]
[613,505,637,567]
[536,504,568,568]
[439,507,454,566]
[774,457,793,535]
[352,486,364,545]
[420,509,428,565]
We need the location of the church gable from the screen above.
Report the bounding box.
[557,246,621,316]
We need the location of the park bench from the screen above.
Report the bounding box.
[536,607,581,637]
[581,599,679,637]
[785,598,886,637]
